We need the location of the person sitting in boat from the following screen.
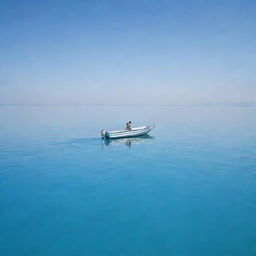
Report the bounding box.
[126,121,132,130]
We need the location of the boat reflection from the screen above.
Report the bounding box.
[102,135,154,148]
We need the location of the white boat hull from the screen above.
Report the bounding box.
[102,125,155,139]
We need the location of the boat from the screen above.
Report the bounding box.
[101,125,155,139]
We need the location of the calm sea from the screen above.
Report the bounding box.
[0,106,255,256]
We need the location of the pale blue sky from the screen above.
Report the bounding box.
[0,0,255,105]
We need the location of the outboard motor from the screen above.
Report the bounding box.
[101,130,106,139]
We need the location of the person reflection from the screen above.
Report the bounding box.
[125,140,132,148]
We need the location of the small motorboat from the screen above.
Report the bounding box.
[101,125,155,139]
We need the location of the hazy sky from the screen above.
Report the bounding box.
[0,0,255,105]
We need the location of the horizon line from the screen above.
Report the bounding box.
[0,103,255,107]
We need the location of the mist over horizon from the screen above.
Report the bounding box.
[1,0,255,105]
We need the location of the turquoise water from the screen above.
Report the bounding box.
[0,106,255,256]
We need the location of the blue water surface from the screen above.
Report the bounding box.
[0,106,255,256]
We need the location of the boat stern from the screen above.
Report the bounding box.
[101,130,110,139]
